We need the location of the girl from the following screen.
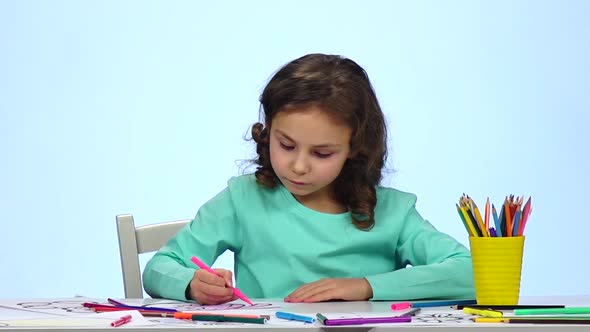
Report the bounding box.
[143,53,474,304]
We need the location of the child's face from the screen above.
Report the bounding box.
[269,105,352,206]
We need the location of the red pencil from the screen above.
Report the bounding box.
[89,305,171,316]
[518,197,532,236]
[504,198,513,237]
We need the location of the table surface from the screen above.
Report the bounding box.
[0,295,589,331]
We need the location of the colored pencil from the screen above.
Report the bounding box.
[191,315,267,324]
[475,317,590,324]
[515,307,590,315]
[453,304,565,310]
[518,196,532,236]
[456,204,476,236]
[504,198,512,237]
[470,198,489,236]
[484,197,490,230]
[412,299,477,308]
[457,195,532,237]
[491,204,503,237]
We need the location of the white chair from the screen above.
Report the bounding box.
[116,214,190,298]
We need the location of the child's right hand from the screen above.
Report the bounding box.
[187,268,237,305]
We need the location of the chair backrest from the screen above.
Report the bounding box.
[116,214,190,298]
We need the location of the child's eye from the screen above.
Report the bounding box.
[280,142,294,150]
[314,152,333,158]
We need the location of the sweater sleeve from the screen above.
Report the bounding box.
[142,186,242,301]
[365,195,475,300]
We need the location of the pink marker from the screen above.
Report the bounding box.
[190,256,253,305]
[391,302,412,310]
[110,314,132,327]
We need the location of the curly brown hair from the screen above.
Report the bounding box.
[251,53,387,230]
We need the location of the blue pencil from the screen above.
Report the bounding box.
[411,299,477,308]
[512,210,522,237]
[492,205,503,237]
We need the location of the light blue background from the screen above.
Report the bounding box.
[1,1,589,299]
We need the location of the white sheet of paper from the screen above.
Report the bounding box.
[0,310,153,327]
[0,297,99,316]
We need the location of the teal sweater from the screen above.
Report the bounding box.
[143,174,474,301]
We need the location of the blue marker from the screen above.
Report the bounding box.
[275,311,316,323]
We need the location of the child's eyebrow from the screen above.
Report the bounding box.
[274,129,342,148]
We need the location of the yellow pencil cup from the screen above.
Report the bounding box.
[469,236,525,305]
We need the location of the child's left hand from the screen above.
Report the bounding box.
[284,278,373,303]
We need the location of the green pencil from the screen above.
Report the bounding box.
[191,314,267,324]
[456,204,472,236]
[514,307,590,315]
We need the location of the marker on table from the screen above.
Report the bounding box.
[400,308,421,317]
[463,307,503,318]
[275,311,316,323]
[110,314,132,327]
[316,313,411,326]
[391,302,411,310]
[190,256,253,305]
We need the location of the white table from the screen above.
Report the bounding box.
[0,296,588,331]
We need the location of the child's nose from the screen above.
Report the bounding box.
[291,153,309,175]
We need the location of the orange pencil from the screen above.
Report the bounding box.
[504,198,512,237]
[484,197,490,230]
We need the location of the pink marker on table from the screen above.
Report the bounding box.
[190,256,253,305]
[391,302,411,310]
[110,314,132,327]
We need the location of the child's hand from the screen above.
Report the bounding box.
[187,268,238,305]
[284,278,373,303]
